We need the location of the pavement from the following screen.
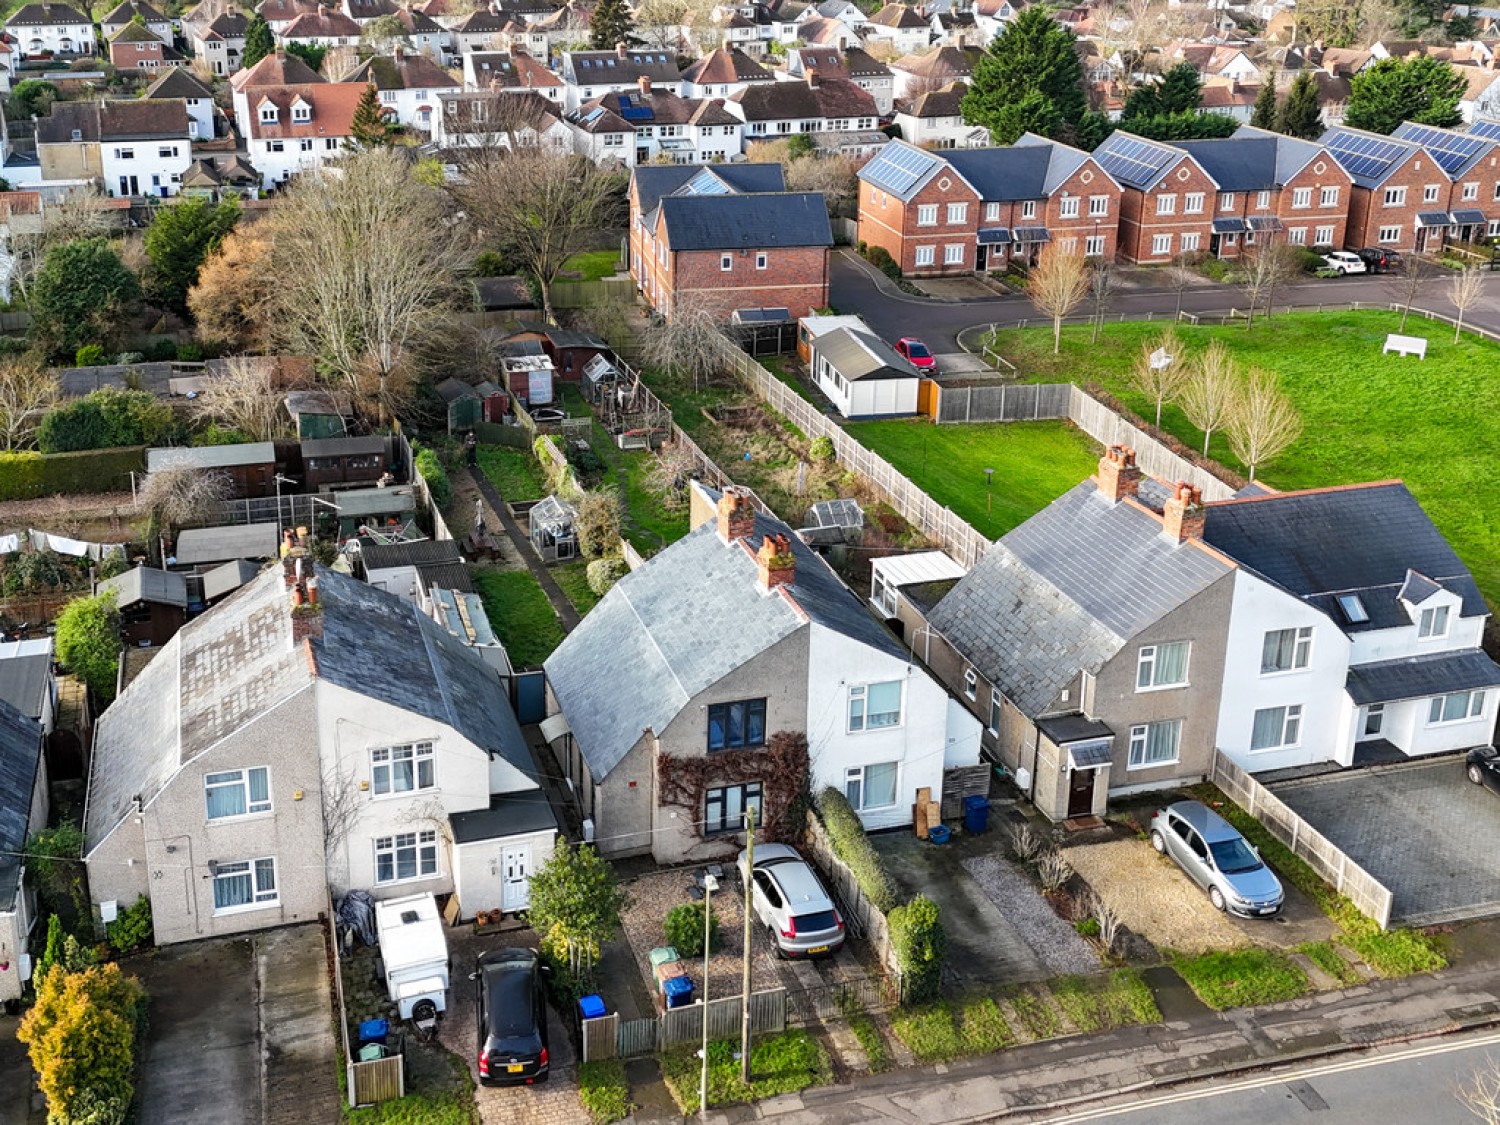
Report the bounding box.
[1271,758,1500,927]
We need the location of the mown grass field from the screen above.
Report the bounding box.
[994,311,1500,599]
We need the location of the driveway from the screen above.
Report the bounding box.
[0,1014,41,1125]
[1271,758,1500,926]
[130,924,338,1125]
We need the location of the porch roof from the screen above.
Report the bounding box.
[1345,649,1500,705]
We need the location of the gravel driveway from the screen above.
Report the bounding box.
[1065,839,1243,954]
[960,855,1099,975]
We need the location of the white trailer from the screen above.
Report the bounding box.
[375,893,450,1026]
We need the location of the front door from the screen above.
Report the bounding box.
[1067,768,1094,818]
[976,243,988,271]
[501,845,531,912]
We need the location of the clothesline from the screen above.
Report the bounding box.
[0,529,129,561]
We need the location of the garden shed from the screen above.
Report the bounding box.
[435,378,483,434]
[528,495,577,563]
[809,327,920,420]
[146,442,277,499]
[299,436,393,490]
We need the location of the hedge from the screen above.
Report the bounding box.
[0,446,146,500]
[889,895,946,1004]
[815,787,898,913]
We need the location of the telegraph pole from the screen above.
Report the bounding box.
[741,804,755,1084]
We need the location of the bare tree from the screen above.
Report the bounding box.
[1459,1055,1500,1125]
[188,225,279,353]
[1181,340,1239,455]
[643,440,700,511]
[638,292,738,391]
[1449,265,1485,343]
[1129,330,1188,428]
[631,0,695,50]
[1226,366,1302,481]
[0,357,60,451]
[1165,251,1196,319]
[1391,255,1439,331]
[1028,245,1091,354]
[1087,259,1121,343]
[1236,241,1298,329]
[269,148,468,421]
[454,146,622,325]
[196,357,299,442]
[786,153,859,219]
[139,460,235,561]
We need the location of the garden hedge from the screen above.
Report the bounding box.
[815,787,898,913]
[0,446,146,500]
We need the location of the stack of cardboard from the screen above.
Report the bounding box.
[912,786,941,839]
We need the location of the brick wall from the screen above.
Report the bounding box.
[1345,149,1446,254]
[856,171,980,276]
[1274,155,1352,251]
[671,245,830,319]
[1116,155,1218,263]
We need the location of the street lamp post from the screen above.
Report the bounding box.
[699,871,718,1121]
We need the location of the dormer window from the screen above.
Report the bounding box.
[291,99,311,122]
[1419,605,1449,638]
[259,103,279,124]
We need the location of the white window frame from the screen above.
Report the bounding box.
[1462,182,1479,201]
[1084,234,1105,256]
[1059,196,1080,219]
[914,245,935,266]
[212,857,278,914]
[1089,194,1109,216]
[1219,192,1235,211]
[1179,232,1200,252]
[1364,702,1385,736]
[1261,626,1313,674]
[1151,233,1172,256]
[984,201,1000,221]
[1184,192,1204,215]
[947,202,967,224]
[1020,200,1037,220]
[1291,187,1312,209]
[1315,225,1334,245]
[373,829,439,884]
[1379,224,1402,243]
[916,203,938,226]
[205,767,271,821]
[1429,690,1485,724]
[1155,193,1176,216]
[1256,190,1271,210]
[1127,719,1181,769]
[1423,183,1441,204]
[1384,186,1406,207]
[944,243,964,264]
[988,687,1001,735]
[844,761,899,810]
[847,680,903,732]
[1320,186,1340,207]
[720,253,733,271]
[1418,604,1450,638]
[1136,641,1190,691]
[1250,704,1303,751]
[755,252,768,270]
[964,668,977,699]
[370,741,435,796]
[1287,226,1307,245]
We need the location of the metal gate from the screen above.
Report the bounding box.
[513,670,546,722]
[785,976,895,1025]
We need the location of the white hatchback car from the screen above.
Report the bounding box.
[737,843,846,959]
[1322,251,1368,275]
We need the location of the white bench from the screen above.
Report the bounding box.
[1383,333,1427,359]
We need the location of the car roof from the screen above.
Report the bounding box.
[757,854,833,910]
[1164,799,1242,843]
[477,946,538,969]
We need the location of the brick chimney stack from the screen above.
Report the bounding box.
[616,40,627,57]
[717,486,757,544]
[756,533,796,591]
[283,553,325,642]
[1096,443,1142,503]
[1162,482,1205,543]
[638,73,651,95]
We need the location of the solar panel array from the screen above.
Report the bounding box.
[861,143,941,198]
[1393,122,1490,176]
[1092,134,1178,188]
[1471,118,1500,141]
[1322,129,1412,184]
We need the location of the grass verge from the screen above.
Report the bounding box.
[847,1011,892,1073]
[1050,970,1162,1032]
[579,1059,633,1124]
[1297,941,1362,987]
[470,566,565,666]
[476,445,548,502]
[1007,987,1060,1040]
[660,1030,831,1115]
[892,997,1016,1062]
[563,249,622,281]
[1172,948,1310,1011]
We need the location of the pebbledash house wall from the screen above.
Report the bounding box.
[85,688,329,947]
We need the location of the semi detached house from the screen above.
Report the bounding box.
[543,484,982,862]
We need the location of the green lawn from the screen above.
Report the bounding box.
[552,560,603,615]
[470,566,565,667]
[1171,948,1310,1011]
[845,419,1103,540]
[562,250,622,282]
[996,311,1500,599]
[660,1030,831,1115]
[475,445,548,502]
[761,356,819,404]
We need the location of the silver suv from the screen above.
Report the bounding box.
[1150,800,1284,918]
[737,843,845,959]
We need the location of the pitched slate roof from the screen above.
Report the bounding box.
[632,162,785,214]
[1202,481,1486,631]
[564,48,682,85]
[659,191,832,250]
[928,479,1233,715]
[681,45,775,85]
[145,67,215,100]
[1173,126,1333,192]
[0,698,42,910]
[1090,130,1201,191]
[98,565,190,609]
[204,10,249,36]
[1391,120,1497,178]
[545,485,906,780]
[950,135,1098,199]
[0,638,52,722]
[857,137,946,201]
[103,0,166,23]
[1346,649,1500,705]
[814,327,916,380]
[6,3,90,25]
[84,565,530,854]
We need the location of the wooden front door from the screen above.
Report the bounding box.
[1067,769,1095,818]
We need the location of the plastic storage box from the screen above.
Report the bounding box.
[928,824,952,844]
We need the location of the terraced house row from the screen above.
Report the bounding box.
[858,120,1500,274]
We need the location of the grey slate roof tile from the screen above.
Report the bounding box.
[1345,649,1500,705]
[0,698,42,909]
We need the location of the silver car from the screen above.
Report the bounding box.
[1150,800,1284,918]
[737,843,845,959]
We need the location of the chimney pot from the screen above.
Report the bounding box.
[717,486,757,544]
[1162,481,1205,543]
[756,533,796,591]
[1095,443,1141,502]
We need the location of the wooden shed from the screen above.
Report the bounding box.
[300,436,392,490]
[146,442,277,499]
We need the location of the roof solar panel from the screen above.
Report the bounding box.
[1393,122,1489,175]
[1470,118,1500,141]
[861,142,940,197]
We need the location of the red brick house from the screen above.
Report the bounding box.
[1093,130,1222,263]
[1176,126,1353,255]
[1319,125,1452,253]
[1393,121,1500,243]
[107,22,185,71]
[856,136,1121,276]
[628,164,832,320]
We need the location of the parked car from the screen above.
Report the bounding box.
[1356,247,1404,273]
[1467,746,1500,795]
[1149,800,1284,918]
[530,406,567,425]
[1322,251,1367,275]
[471,948,549,1086]
[895,337,937,370]
[737,843,845,959]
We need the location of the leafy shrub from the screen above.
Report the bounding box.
[115,352,143,366]
[144,339,178,361]
[814,787,897,912]
[889,895,945,1004]
[663,901,719,958]
[575,490,622,559]
[579,1060,633,1124]
[1073,916,1100,938]
[413,444,450,508]
[862,244,901,280]
[0,446,146,500]
[105,895,153,955]
[176,341,203,362]
[36,388,174,454]
[567,442,607,483]
[586,557,627,596]
[808,435,834,464]
[74,344,106,367]
[1198,256,1231,282]
[1295,248,1327,273]
[54,593,122,703]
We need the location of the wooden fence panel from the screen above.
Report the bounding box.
[351,1055,404,1104]
[658,989,788,1048]
[1067,387,1237,501]
[617,1016,659,1058]
[582,1013,618,1062]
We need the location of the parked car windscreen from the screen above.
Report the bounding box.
[794,909,838,932]
[1208,837,1261,874]
[905,342,931,358]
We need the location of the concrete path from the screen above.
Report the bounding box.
[257,926,340,1125]
[464,467,581,635]
[0,1014,42,1125]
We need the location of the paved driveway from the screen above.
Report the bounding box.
[1271,758,1500,926]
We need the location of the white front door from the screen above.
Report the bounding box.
[501,845,531,912]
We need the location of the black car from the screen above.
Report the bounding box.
[1467,746,1500,796]
[471,948,550,1086]
[1356,247,1404,273]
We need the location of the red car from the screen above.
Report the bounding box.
[895,337,936,370]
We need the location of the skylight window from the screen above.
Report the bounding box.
[1336,594,1369,624]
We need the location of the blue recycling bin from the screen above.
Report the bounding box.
[963,794,991,835]
[358,1018,389,1046]
[578,994,606,1020]
[662,975,695,1009]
